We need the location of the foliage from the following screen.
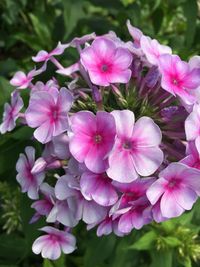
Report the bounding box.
[0,0,200,266]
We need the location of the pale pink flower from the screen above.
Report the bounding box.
[31,79,59,99]
[181,141,200,172]
[0,91,23,134]
[30,183,55,223]
[126,20,143,48]
[32,226,76,260]
[141,35,172,65]
[32,42,69,62]
[10,64,46,89]
[147,163,200,218]
[80,37,132,86]
[159,54,200,104]
[185,104,200,143]
[80,171,118,206]
[106,110,163,183]
[96,217,125,237]
[25,88,73,144]
[16,147,45,199]
[69,111,116,173]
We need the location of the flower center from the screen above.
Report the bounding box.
[168,180,176,188]
[123,140,132,150]
[94,134,102,144]
[172,78,179,85]
[101,64,108,72]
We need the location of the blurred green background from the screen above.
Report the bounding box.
[1,0,200,266]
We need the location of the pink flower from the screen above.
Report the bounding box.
[25,88,73,143]
[31,79,59,99]
[16,147,45,199]
[80,37,132,86]
[141,35,172,65]
[80,171,118,206]
[10,64,46,89]
[32,42,69,62]
[69,111,116,173]
[106,110,163,182]
[185,104,200,144]
[0,91,23,134]
[146,163,200,218]
[181,141,200,171]
[32,226,76,260]
[30,183,55,223]
[159,54,200,104]
[126,20,143,48]
[54,174,108,225]
[96,217,125,237]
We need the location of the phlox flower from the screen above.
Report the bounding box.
[80,171,118,206]
[10,63,46,89]
[0,91,23,134]
[16,146,45,199]
[185,104,200,143]
[80,37,132,86]
[69,111,116,173]
[32,226,76,260]
[54,174,108,225]
[181,141,200,171]
[30,183,55,223]
[96,216,125,237]
[126,20,143,49]
[140,35,172,65]
[147,163,200,218]
[31,79,59,99]
[32,42,69,62]
[159,54,200,104]
[106,110,163,183]
[25,88,73,144]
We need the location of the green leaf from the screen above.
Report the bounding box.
[43,259,54,267]
[150,250,172,267]
[0,76,13,108]
[183,0,197,48]
[129,231,157,250]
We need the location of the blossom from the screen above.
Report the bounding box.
[25,88,73,143]
[80,171,118,206]
[185,104,200,144]
[106,110,163,183]
[181,141,200,171]
[0,91,23,134]
[31,79,59,99]
[126,20,143,48]
[16,147,45,199]
[146,163,200,218]
[69,111,116,173]
[140,35,172,65]
[80,37,132,86]
[158,54,200,104]
[32,42,69,62]
[30,183,55,223]
[10,63,46,89]
[32,226,76,260]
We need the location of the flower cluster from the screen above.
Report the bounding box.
[1,20,200,260]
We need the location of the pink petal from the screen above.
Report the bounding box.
[82,200,107,224]
[60,234,76,254]
[33,120,54,144]
[132,147,163,176]
[10,71,27,87]
[70,111,96,135]
[41,240,61,260]
[107,69,132,84]
[92,37,116,59]
[132,116,162,147]
[185,104,200,141]
[111,110,135,139]
[32,235,49,254]
[69,133,91,162]
[146,178,167,205]
[113,47,132,69]
[57,87,73,112]
[160,191,184,218]
[173,186,197,210]
[32,50,49,62]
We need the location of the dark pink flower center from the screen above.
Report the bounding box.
[49,234,60,243]
[101,64,109,72]
[50,106,59,122]
[172,78,179,86]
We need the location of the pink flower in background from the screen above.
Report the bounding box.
[147,163,200,218]
[107,110,163,183]
[69,111,116,173]
[80,37,132,86]
[185,104,200,143]
[32,42,69,62]
[0,91,23,134]
[16,147,45,199]
[10,64,46,89]
[80,171,118,206]
[159,54,200,104]
[25,88,73,143]
[141,35,172,65]
[96,216,125,237]
[32,226,76,260]
[126,20,143,48]
[31,79,59,99]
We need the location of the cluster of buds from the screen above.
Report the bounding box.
[1,20,200,260]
